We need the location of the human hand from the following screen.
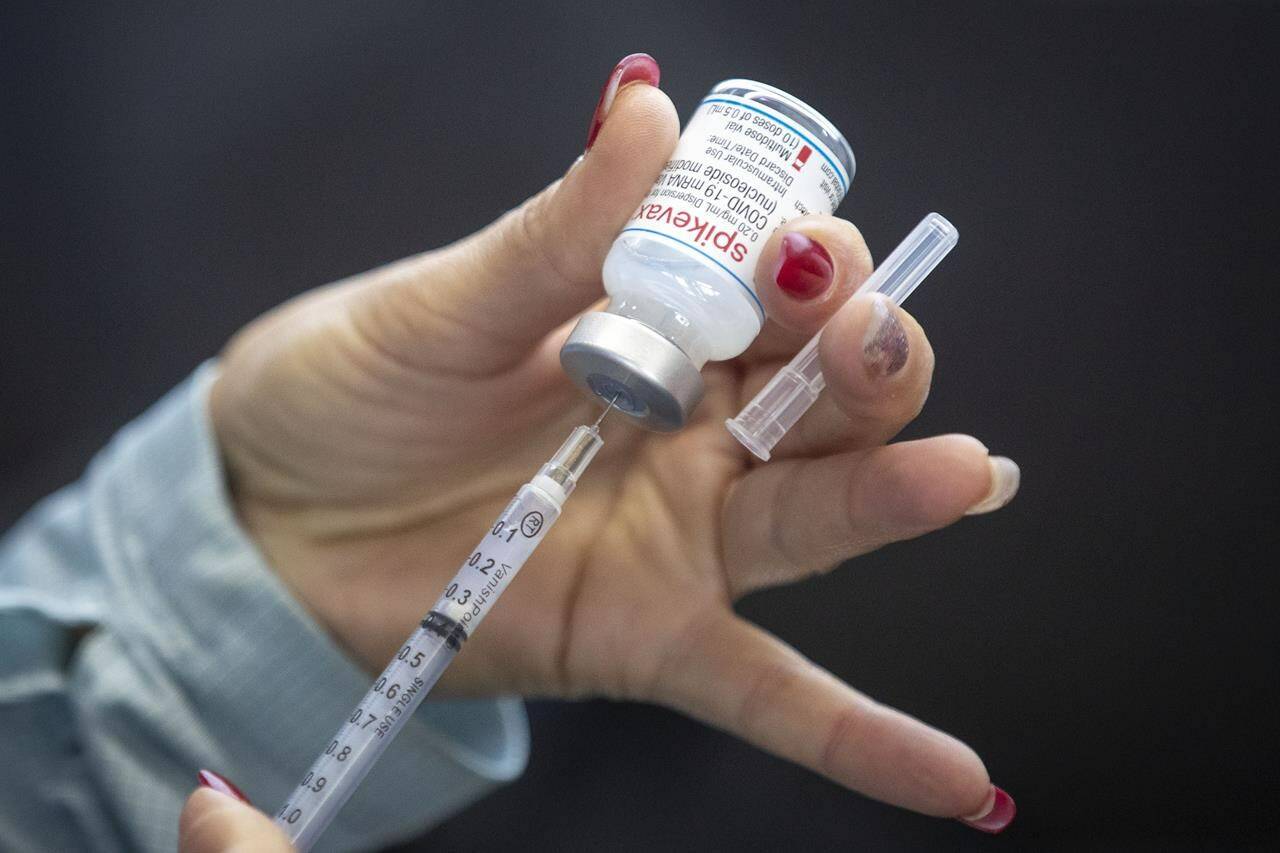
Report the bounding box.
[210,54,1018,831]
[179,772,292,852]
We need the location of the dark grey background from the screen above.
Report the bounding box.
[4,1,1278,850]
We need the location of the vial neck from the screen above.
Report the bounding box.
[606,295,711,367]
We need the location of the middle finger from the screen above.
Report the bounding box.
[743,214,874,362]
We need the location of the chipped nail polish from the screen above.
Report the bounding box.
[862,297,909,377]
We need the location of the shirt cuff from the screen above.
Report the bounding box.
[95,362,529,849]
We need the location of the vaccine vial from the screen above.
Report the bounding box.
[561,79,855,431]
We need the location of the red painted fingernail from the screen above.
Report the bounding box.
[773,232,834,301]
[958,785,1016,834]
[585,53,660,151]
[197,769,251,804]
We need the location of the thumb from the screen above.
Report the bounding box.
[373,55,678,376]
[179,774,293,853]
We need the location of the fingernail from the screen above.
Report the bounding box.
[585,53,660,151]
[197,769,250,804]
[861,296,909,377]
[966,456,1021,515]
[958,785,1016,833]
[773,232,834,301]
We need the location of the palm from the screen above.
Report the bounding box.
[427,367,749,701]
[215,285,753,700]
[351,393,743,702]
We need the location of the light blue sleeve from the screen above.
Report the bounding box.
[0,364,529,852]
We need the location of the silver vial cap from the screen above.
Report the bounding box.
[560,312,705,432]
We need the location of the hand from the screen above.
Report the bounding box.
[210,55,1019,830]
[180,772,292,852]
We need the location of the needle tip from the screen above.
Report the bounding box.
[593,393,620,429]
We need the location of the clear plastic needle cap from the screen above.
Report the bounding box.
[726,213,959,461]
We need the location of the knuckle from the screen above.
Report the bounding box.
[508,181,591,289]
[768,460,826,576]
[818,706,871,777]
[512,185,558,268]
[735,659,804,735]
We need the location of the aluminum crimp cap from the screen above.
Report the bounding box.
[560,311,705,432]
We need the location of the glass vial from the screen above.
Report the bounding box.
[561,79,855,431]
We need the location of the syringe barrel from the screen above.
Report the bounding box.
[275,479,568,850]
[276,625,458,851]
[429,482,564,635]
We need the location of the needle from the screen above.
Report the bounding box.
[593,393,620,429]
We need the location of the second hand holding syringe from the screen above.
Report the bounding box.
[273,412,610,851]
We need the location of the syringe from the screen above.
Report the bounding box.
[273,413,609,850]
